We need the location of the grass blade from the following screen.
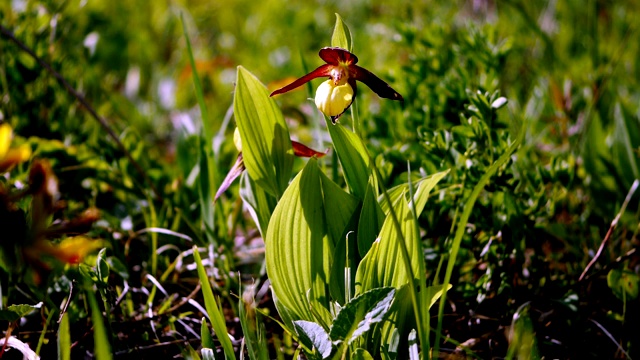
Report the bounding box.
[193,245,236,359]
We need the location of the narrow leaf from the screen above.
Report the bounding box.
[327,123,371,199]
[201,317,215,350]
[331,13,352,52]
[193,246,236,359]
[85,280,112,359]
[357,182,385,256]
[58,312,71,360]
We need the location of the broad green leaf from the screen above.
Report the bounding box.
[411,170,449,216]
[234,66,293,198]
[327,122,371,199]
[351,348,375,360]
[355,196,419,294]
[193,246,236,360]
[358,182,385,257]
[266,159,332,325]
[58,312,71,360]
[329,287,395,344]
[319,171,359,246]
[294,320,333,359]
[201,317,215,350]
[0,302,43,322]
[331,13,352,52]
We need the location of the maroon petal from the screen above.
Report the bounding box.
[270,64,333,96]
[214,154,246,202]
[319,47,358,65]
[350,64,403,101]
[292,140,328,158]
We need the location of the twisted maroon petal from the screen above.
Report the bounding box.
[319,47,358,65]
[292,141,328,158]
[270,64,333,96]
[350,64,403,101]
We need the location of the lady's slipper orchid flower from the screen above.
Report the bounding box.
[214,128,328,201]
[270,47,403,123]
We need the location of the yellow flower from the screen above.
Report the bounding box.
[315,80,354,117]
[0,123,31,173]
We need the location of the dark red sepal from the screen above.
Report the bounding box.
[350,64,403,101]
[292,141,329,158]
[270,64,332,96]
[319,47,358,65]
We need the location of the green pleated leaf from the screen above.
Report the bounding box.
[320,171,360,306]
[327,122,371,200]
[355,196,418,294]
[331,13,352,52]
[234,66,293,198]
[329,287,395,344]
[357,182,385,257]
[266,159,332,325]
[319,171,359,246]
[294,320,333,359]
[411,170,449,216]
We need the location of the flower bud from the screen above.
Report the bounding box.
[233,127,242,152]
[314,80,353,117]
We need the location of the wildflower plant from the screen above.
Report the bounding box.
[225,15,457,359]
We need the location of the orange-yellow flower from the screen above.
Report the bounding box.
[0,123,31,173]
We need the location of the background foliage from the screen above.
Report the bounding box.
[1,0,639,358]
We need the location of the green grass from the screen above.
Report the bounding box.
[1,0,640,358]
